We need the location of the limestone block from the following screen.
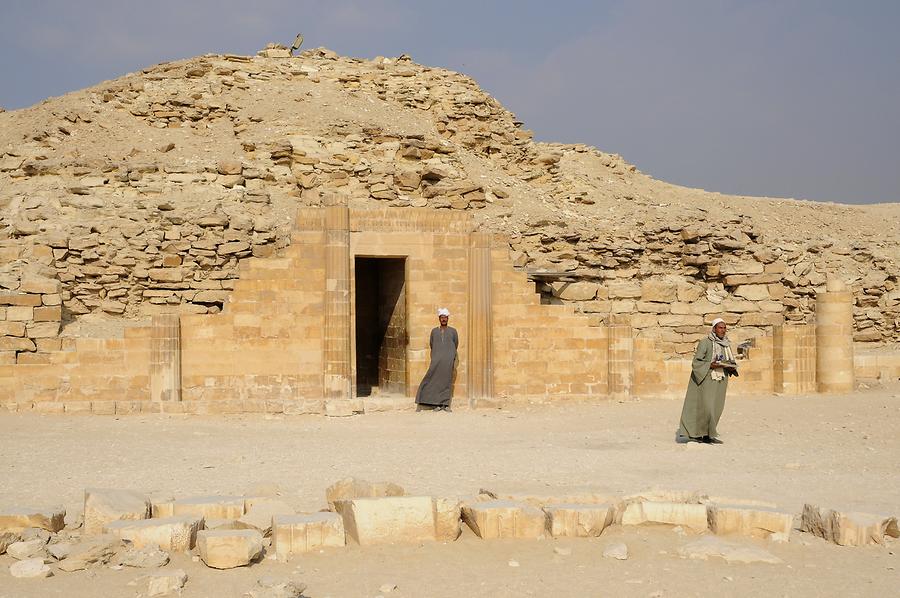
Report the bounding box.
[56,535,120,571]
[147,569,188,597]
[236,498,294,536]
[678,536,781,564]
[641,279,677,302]
[434,497,462,541]
[197,529,263,569]
[272,512,346,560]
[706,504,793,539]
[7,538,47,560]
[335,496,437,545]
[325,477,405,508]
[170,495,245,519]
[719,260,764,275]
[9,557,53,578]
[734,284,771,301]
[801,504,899,546]
[83,488,151,535]
[543,503,614,538]
[0,530,20,554]
[0,506,66,532]
[103,515,203,552]
[552,281,598,301]
[607,281,641,299]
[461,500,547,540]
[621,501,708,531]
[19,276,60,295]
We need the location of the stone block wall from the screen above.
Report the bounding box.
[0,272,63,364]
[491,247,608,401]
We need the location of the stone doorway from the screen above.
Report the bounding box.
[354,257,408,398]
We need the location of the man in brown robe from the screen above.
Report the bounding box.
[677,318,738,444]
[415,308,458,412]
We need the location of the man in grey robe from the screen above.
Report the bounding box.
[415,308,458,412]
[677,318,738,444]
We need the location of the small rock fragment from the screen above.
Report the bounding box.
[7,538,47,560]
[147,568,188,597]
[603,542,629,560]
[9,557,53,578]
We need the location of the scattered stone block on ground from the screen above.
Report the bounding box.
[462,500,547,540]
[678,536,782,564]
[83,488,151,535]
[197,529,264,569]
[434,497,463,541]
[118,546,170,568]
[0,530,21,554]
[0,506,66,532]
[707,504,794,539]
[7,537,47,560]
[801,504,900,546]
[621,501,708,532]
[103,515,203,552]
[56,535,120,571]
[147,568,188,597]
[543,503,615,538]
[325,477,405,509]
[236,498,294,536]
[272,512,345,560]
[603,542,629,560]
[9,557,53,578]
[335,496,437,545]
[246,576,308,598]
[47,542,72,560]
[169,495,246,519]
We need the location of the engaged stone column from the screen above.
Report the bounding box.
[324,203,352,400]
[150,314,181,402]
[607,318,633,400]
[467,232,493,404]
[815,278,854,393]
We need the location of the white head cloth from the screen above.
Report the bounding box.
[437,308,450,317]
[710,318,725,332]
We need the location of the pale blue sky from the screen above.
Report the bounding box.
[2,0,898,204]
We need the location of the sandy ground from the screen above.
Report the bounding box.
[2,386,899,597]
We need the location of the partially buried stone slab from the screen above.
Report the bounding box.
[56,535,120,572]
[543,503,614,538]
[0,506,66,532]
[83,488,151,535]
[103,515,202,552]
[9,557,53,578]
[434,497,462,541]
[621,501,708,532]
[334,496,436,545]
[801,504,900,546]
[197,529,264,569]
[7,538,47,560]
[147,569,188,597]
[462,500,547,540]
[272,512,345,561]
[707,504,794,540]
[678,536,782,564]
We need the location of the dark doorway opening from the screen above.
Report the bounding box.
[354,257,407,397]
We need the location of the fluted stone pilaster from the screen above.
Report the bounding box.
[467,232,493,404]
[150,314,181,402]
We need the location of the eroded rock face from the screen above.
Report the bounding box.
[621,501,708,532]
[325,477,405,509]
[801,504,900,546]
[543,503,615,538]
[56,535,120,572]
[706,504,794,540]
[103,515,202,552]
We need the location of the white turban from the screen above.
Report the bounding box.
[710,318,725,331]
[437,308,450,317]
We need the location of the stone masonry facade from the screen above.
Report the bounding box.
[1,207,898,415]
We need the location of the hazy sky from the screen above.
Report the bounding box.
[2,0,898,204]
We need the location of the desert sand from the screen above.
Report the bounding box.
[2,386,898,597]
